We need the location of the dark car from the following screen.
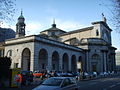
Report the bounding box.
[20,71,34,85]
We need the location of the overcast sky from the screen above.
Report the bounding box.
[2,0,120,51]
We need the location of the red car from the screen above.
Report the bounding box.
[33,71,44,78]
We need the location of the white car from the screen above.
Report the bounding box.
[33,77,78,90]
[100,72,108,77]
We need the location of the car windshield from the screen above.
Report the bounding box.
[42,78,63,86]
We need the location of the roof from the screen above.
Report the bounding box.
[64,37,77,42]
[59,26,93,36]
[18,11,25,19]
[40,23,66,33]
[92,21,112,31]
[5,35,83,52]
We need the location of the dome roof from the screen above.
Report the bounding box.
[18,11,25,19]
[42,20,65,32]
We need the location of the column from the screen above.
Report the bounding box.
[103,51,107,72]
[18,51,22,68]
[101,51,104,72]
[112,53,116,71]
[85,50,89,72]
[31,50,39,71]
[32,54,39,71]
[47,52,52,72]
[59,54,63,71]
[68,55,71,72]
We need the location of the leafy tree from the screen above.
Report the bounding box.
[0,0,16,25]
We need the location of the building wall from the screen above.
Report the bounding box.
[5,41,34,69]
[116,51,120,71]
[4,20,116,73]
[59,23,112,46]
[59,28,93,43]
[5,35,84,72]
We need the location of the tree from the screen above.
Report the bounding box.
[0,57,11,78]
[0,0,16,25]
[0,57,11,87]
[111,0,120,32]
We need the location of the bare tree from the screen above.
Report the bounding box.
[0,0,16,25]
[111,0,120,32]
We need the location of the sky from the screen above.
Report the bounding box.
[1,0,120,51]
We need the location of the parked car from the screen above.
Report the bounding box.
[82,72,90,79]
[20,70,34,85]
[99,72,108,77]
[72,72,80,80]
[92,72,97,77]
[61,73,73,77]
[55,71,63,77]
[33,77,78,90]
[33,71,44,78]
[88,72,94,78]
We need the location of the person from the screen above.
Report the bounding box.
[21,72,28,85]
[15,73,22,86]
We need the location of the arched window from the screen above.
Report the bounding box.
[71,55,77,72]
[22,48,31,71]
[96,29,99,36]
[92,54,100,60]
[52,51,59,71]
[62,53,69,72]
[6,50,12,57]
[39,48,48,70]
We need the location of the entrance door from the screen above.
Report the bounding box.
[92,65,97,72]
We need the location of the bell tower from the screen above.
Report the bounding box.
[16,11,26,38]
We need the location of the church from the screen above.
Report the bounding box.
[4,12,116,73]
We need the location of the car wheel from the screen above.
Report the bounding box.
[74,88,78,90]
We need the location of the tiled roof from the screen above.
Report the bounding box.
[58,26,93,36]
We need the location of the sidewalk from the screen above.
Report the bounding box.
[78,73,120,82]
[0,78,43,90]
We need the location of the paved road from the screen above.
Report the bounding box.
[78,76,120,90]
[1,75,120,90]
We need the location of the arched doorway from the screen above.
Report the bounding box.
[62,53,69,72]
[52,51,59,71]
[39,49,48,71]
[71,55,77,72]
[77,56,82,73]
[91,54,100,72]
[21,48,31,71]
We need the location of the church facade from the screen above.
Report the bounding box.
[4,12,116,73]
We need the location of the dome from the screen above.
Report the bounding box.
[18,11,25,20]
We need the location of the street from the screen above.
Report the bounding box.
[78,76,120,90]
[1,75,120,90]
